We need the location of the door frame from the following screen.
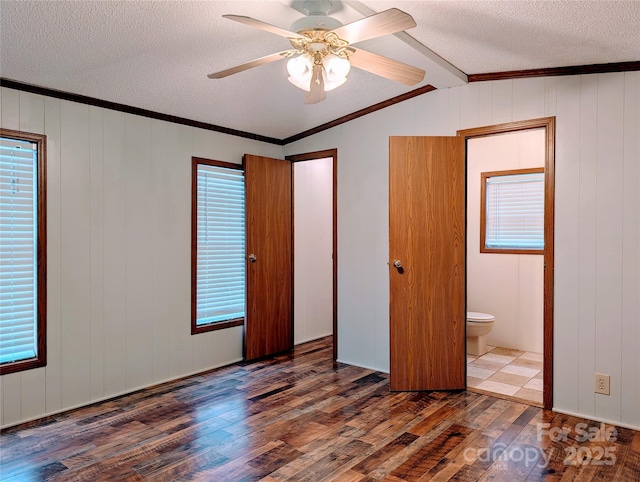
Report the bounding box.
[286,149,338,363]
[458,117,555,409]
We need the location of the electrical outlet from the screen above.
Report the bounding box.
[595,373,610,395]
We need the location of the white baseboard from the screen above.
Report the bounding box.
[336,358,389,374]
[552,407,640,432]
[294,333,333,346]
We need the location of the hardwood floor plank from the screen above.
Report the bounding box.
[268,429,366,480]
[295,423,364,455]
[389,424,473,480]
[365,422,456,480]
[352,432,419,475]
[191,440,284,481]
[407,406,458,437]
[327,469,367,481]
[355,411,422,446]
[247,443,304,475]
[0,336,637,481]
[2,461,68,482]
[421,430,485,480]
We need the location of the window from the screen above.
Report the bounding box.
[191,157,245,334]
[481,168,544,254]
[0,129,47,374]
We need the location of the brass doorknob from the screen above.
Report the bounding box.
[249,254,257,263]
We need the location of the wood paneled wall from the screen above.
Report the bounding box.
[2,71,639,430]
[284,72,640,429]
[0,87,284,427]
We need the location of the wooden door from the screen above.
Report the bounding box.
[244,154,292,360]
[389,136,466,391]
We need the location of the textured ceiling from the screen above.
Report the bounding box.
[1,0,639,140]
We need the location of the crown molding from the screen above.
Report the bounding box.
[0,78,283,145]
[4,60,639,145]
[282,85,437,144]
[468,61,640,82]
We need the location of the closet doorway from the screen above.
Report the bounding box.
[287,149,338,362]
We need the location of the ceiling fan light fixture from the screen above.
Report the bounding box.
[287,53,314,90]
[287,51,350,92]
[323,53,350,83]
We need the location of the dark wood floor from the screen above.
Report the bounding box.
[1,336,639,481]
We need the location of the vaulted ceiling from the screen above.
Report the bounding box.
[1,1,639,140]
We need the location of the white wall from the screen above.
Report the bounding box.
[467,130,545,353]
[284,72,640,429]
[0,87,284,427]
[293,158,333,345]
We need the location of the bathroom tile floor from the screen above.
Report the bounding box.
[467,345,543,405]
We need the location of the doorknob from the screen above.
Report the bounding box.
[248,254,257,263]
[393,260,402,269]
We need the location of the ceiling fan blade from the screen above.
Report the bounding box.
[223,14,306,39]
[345,1,468,84]
[305,64,326,104]
[349,47,425,86]
[208,50,295,79]
[331,8,416,45]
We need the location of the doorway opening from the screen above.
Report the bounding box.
[458,117,555,409]
[286,149,338,362]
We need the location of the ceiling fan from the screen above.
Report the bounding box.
[207,0,426,104]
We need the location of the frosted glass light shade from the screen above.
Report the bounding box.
[321,54,349,91]
[287,54,313,91]
[323,54,350,83]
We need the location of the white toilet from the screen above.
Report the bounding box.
[466,312,496,356]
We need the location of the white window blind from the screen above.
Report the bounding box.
[196,164,245,325]
[485,171,544,250]
[0,136,38,364]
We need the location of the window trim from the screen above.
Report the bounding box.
[191,157,245,335]
[480,167,544,255]
[0,128,47,375]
